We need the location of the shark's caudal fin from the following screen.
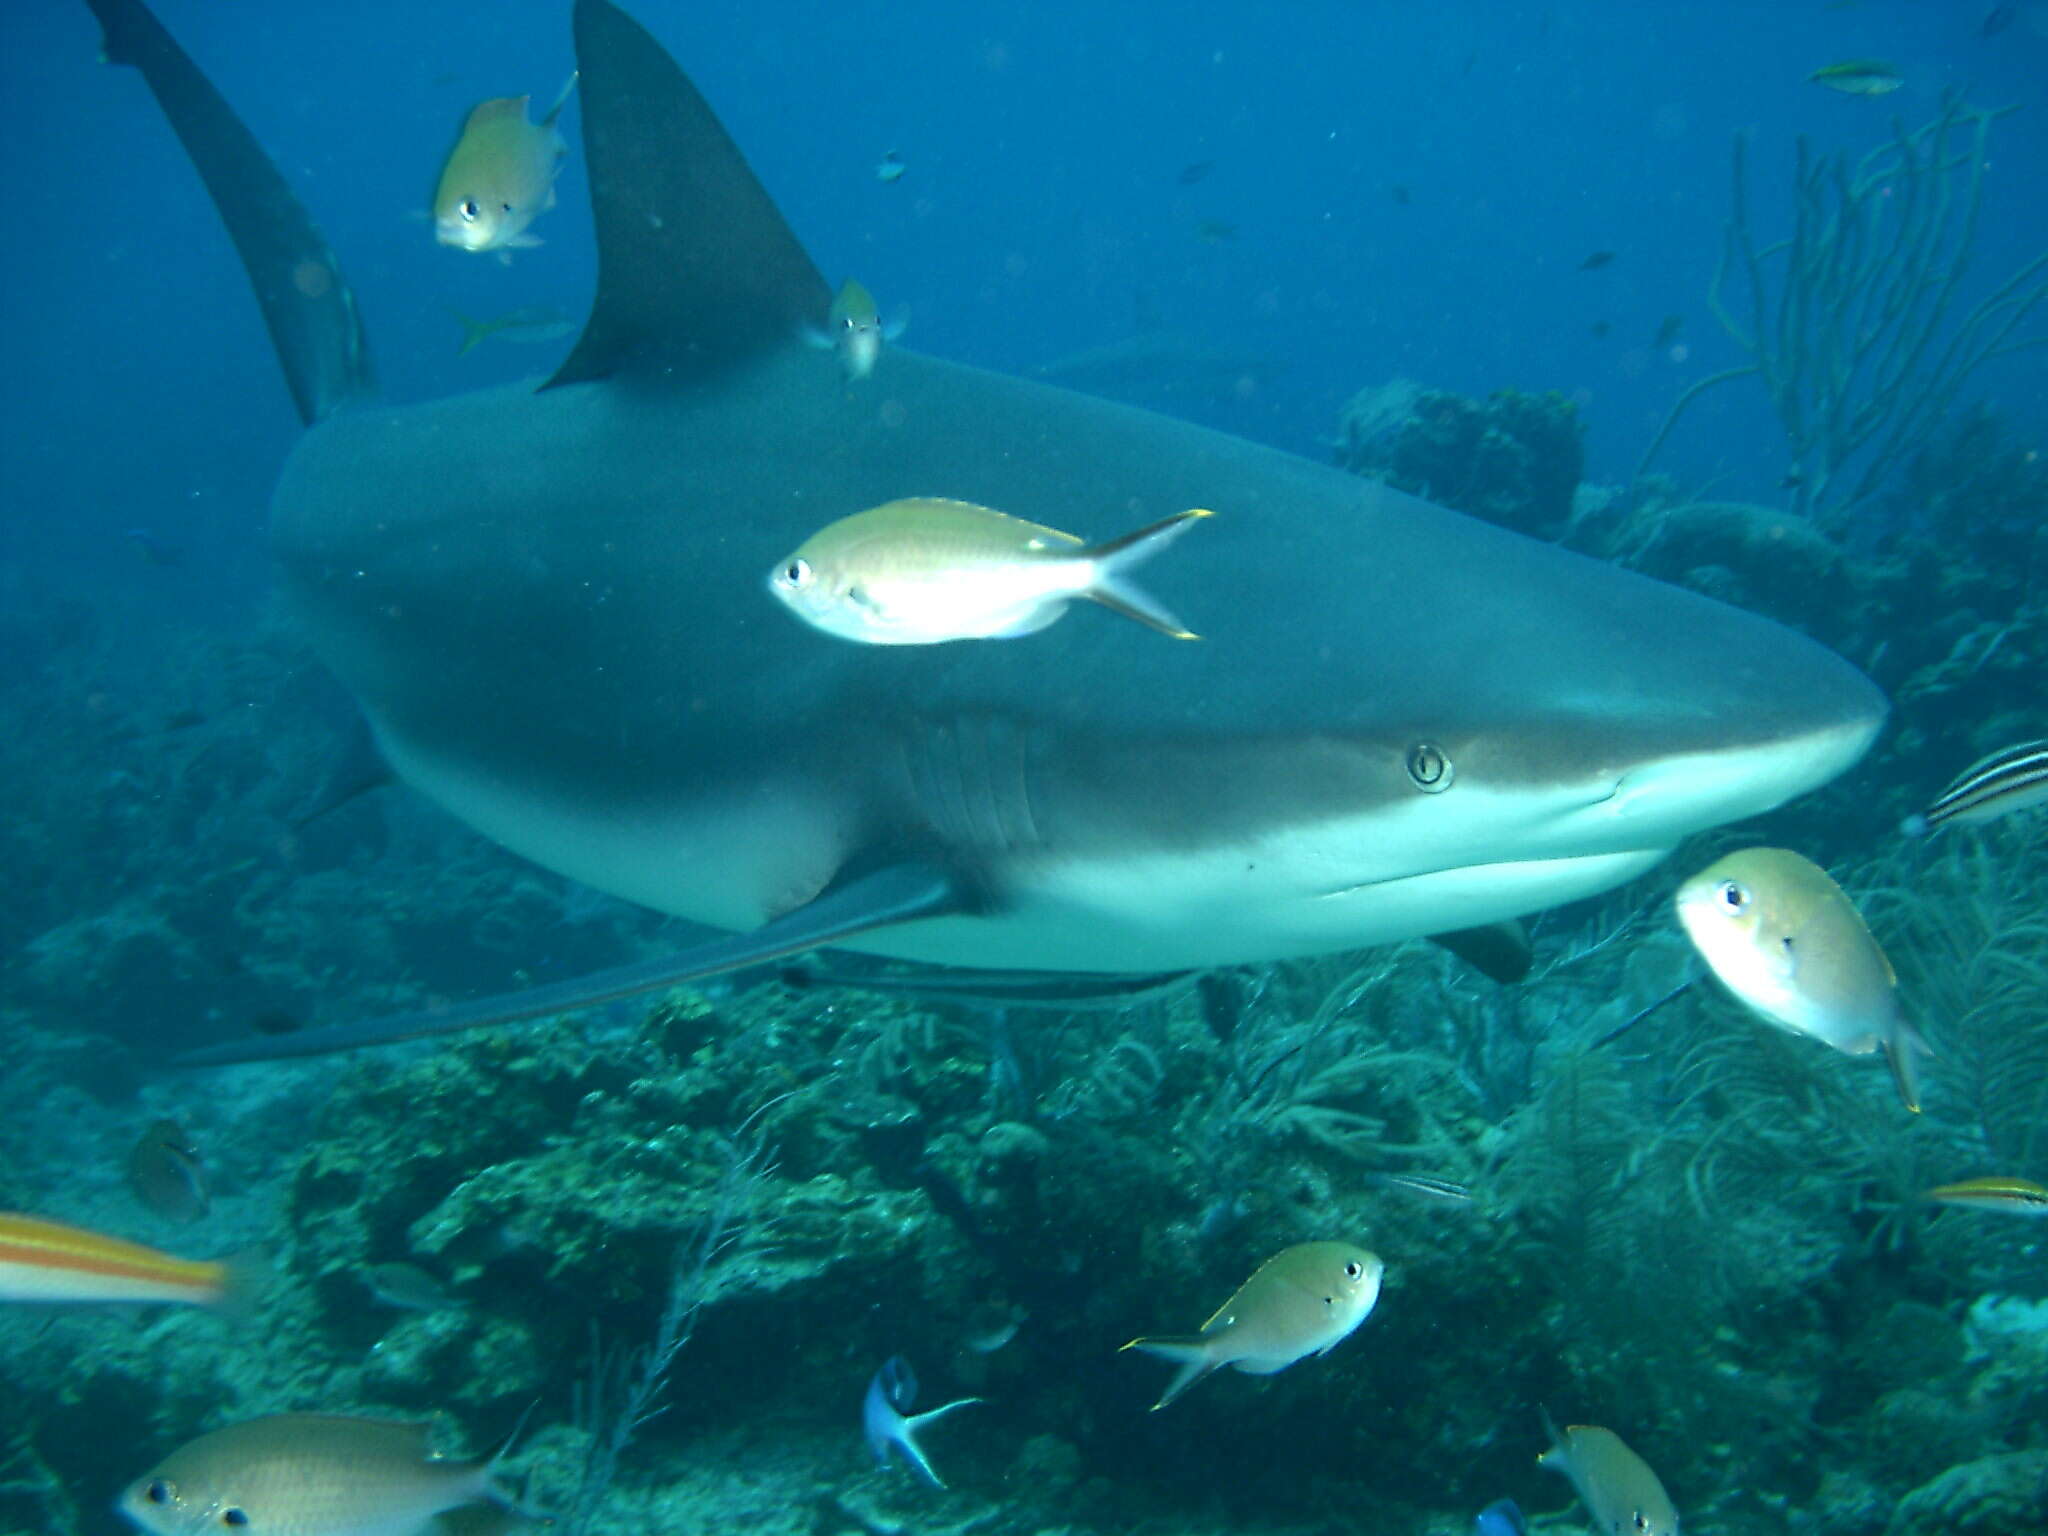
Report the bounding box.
[173,863,971,1067]
[546,0,833,387]
[84,0,372,425]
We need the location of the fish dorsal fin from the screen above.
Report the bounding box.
[464,95,531,131]
[547,0,830,388]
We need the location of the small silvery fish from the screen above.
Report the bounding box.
[862,1355,981,1488]
[364,1260,460,1311]
[1538,1411,1679,1536]
[1370,1172,1473,1204]
[127,1119,209,1223]
[1921,1176,2048,1216]
[1674,848,1931,1112]
[434,75,577,257]
[1810,59,1904,94]
[802,279,906,381]
[449,305,578,356]
[1901,740,2048,836]
[0,1212,248,1309]
[770,499,1212,645]
[875,150,906,183]
[117,1414,518,1536]
[1120,1241,1383,1409]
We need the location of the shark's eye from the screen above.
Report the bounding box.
[459,198,480,222]
[1718,879,1749,912]
[1406,742,1452,792]
[145,1481,173,1505]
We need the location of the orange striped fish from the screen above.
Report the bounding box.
[0,1212,246,1307]
[1921,1177,2048,1216]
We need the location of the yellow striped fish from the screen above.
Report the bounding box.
[1921,1176,2048,1216]
[1903,740,2048,835]
[0,1212,246,1308]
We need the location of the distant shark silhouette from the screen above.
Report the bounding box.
[84,0,1885,1066]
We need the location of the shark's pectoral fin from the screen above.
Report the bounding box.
[1428,920,1533,984]
[289,708,393,829]
[545,0,830,388]
[85,0,372,424]
[777,961,1197,1010]
[172,861,972,1068]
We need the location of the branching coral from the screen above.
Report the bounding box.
[1640,95,2048,528]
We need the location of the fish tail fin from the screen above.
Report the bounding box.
[543,69,580,128]
[209,1247,270,1323]
[1083,508,1212,640]
[1120,1334,1217,1410]
[1883,1020,1934,1113]
[477,1402,552,1516]
[450,309,489,356]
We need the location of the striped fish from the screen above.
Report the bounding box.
[1921,1176,2048,1216]
[0,1211,246,1307]
[1903,740,2048,835]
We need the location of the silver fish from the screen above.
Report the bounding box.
[1538,1410,1679,1536]
[117,1413,516,1536]
[1121,1241,1383,1409]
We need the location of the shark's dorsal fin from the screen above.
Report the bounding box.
[547,0,831,388]
[85,0,373,425]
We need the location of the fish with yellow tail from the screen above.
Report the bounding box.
[1673,847,1931,1112]
[1119,1241,1382,1409]
[1921,1176,2048,1216]
[117,1413,523,1536]
[0,1211,252,1309]
[1538,1410,1680,1536]
[770,499,1211,645]
[804,279,907,381]
[1902,739,2048,836]
[434,74,577,258]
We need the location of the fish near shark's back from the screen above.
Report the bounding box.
[274,339,1883,794]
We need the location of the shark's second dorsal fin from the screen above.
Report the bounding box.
[547,0,831,388]
[86,0,373,425]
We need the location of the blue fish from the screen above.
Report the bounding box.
[861,1356,981,1489]
[1474,1499,1528,1536]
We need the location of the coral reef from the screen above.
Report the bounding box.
[1336,383,1585,540]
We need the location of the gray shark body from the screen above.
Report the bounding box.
[88,0,1885,1061]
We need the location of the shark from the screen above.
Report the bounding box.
[84,0,1886,1066]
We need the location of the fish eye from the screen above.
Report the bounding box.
[782,558,812,588]
[459,198,480,221]
[1717,879,1749,912]
[1406,742,1453,792]
[1344,1260,1363,1278]
[145,1480,173,1505]
[221,1511,250,1529]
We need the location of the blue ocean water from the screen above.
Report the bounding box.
[7,1,2045,611]
[2,3,2047,1535]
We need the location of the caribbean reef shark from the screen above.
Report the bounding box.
[85,0,1886,1065]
